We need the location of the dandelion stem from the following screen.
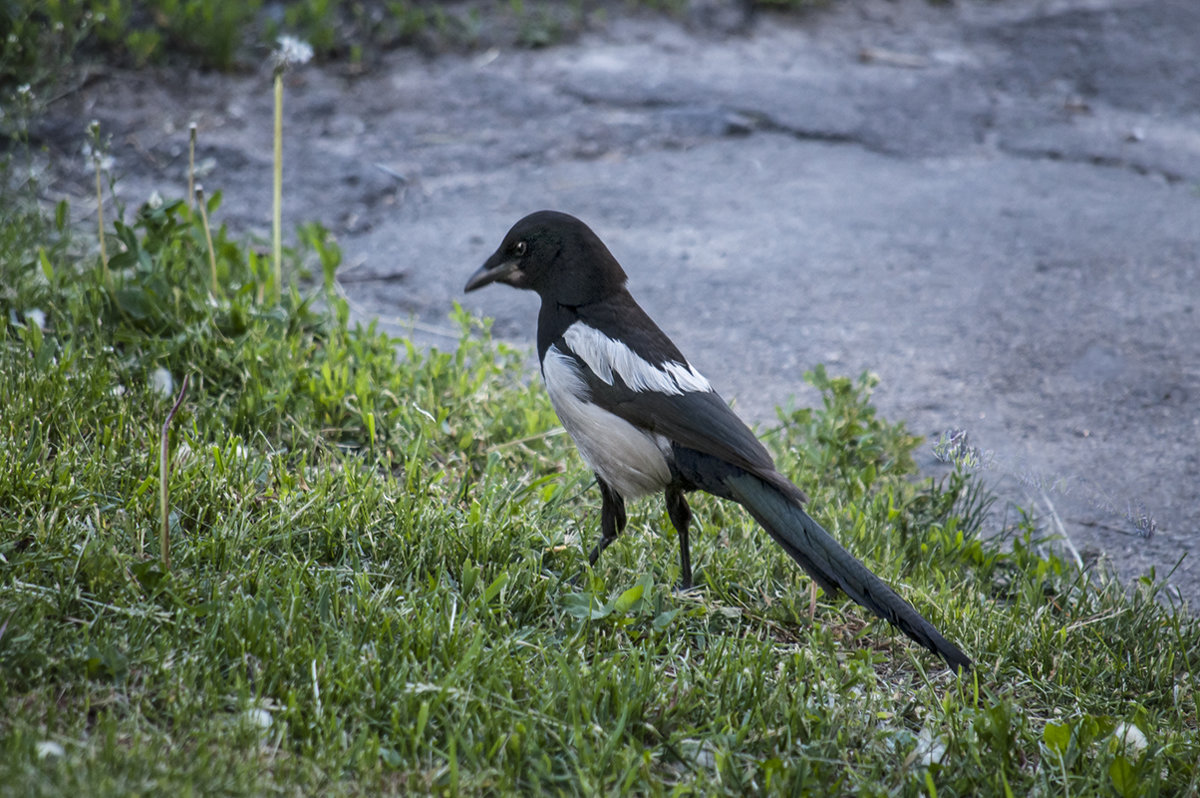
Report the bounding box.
[88,120,113,295]
[196,185,220,295]
[188,123,197,211]
[267,36,311,305]
[273,71,284,305]
[93,155,110,293]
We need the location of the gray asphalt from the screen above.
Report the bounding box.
[38,0,1200,602]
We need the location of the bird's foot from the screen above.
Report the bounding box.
[673,579,699,595]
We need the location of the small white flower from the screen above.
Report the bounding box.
[17,83,31,96]
[150,367,174,397]
[174,440,194,466]
[912,727,947,766]
[242,707,273,730]
[274,36,314,69]
[1111,722,1148,756]
[36,740,65,759]
[26,309,45,330]
[147,190,163,209]
[82,143,114,173]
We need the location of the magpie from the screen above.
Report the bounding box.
[464,210,971,670]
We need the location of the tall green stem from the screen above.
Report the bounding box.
[273,71,284,305]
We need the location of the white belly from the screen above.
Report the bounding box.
[542,346,672,499]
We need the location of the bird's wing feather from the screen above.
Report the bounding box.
[553,337,808,503]
[599,382,770,471]
[563,294,808,502]
[602,384,809,504]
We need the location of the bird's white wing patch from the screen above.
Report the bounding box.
[562,322,711,396]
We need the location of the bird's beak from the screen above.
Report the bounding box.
[464,252,519,293]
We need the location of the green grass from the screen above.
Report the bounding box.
[0,157,1197,795]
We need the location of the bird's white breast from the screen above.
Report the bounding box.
[542,345,672,499]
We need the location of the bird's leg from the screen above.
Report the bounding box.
[588,476,627,567]
[665,487,694,591]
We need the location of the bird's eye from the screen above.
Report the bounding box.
[513,240,527,256]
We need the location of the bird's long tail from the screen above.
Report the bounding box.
[723,472,971,670]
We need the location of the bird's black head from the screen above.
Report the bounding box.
[464,211,628,306]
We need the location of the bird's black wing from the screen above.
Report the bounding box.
[559,292,808,503]
[597,381,808,503]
